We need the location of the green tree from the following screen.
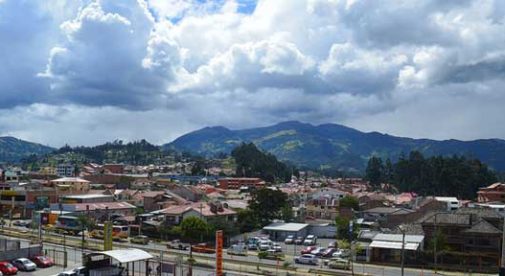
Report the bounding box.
[339,195,359,211]
[365,156,384,187]
[237,209,259,232]
[179,217,210,242]
[281,205,294,222]
[249,188,288,226]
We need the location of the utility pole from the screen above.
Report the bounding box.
[400,228,405,276]
[433,213,437,272]
[500,215,505,276]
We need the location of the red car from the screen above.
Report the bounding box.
[30,256,54,268]
[0,261,18,275]
[301,246,317,254]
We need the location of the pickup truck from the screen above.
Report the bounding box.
[191,243,216,254]
[166,240,190,250]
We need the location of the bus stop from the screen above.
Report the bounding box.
[85,248,154,276]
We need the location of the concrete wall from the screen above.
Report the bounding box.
[0,245,42,261]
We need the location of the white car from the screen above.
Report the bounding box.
[303,235,317,245]
[271,243,282,252]
[294,254,318,265]
[55,271,77,276]
[284,235,294,244]
[258,240,272,251]
[310,246,325,256]
[332,249,351,258]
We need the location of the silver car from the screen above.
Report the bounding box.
[12,258,36,271]
[294,254,318,265]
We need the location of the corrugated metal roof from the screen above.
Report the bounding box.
[369,241,420,251]
[263,222,309,232]
[373,233,424,243]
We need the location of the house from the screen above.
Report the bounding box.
[50,177,90,193]
[477,183,505,203]
[361,207,417,228]
[434,197,460,211]
[217,178,266,190]
[155,201,237,225]
[420,208,504,269]
[56,164,75,177]
[369,233,424,264]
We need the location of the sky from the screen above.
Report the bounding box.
[1,0,505,147]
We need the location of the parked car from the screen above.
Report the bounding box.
[11,258,36,271]
[72,266,87,276]
[30,255,54,267]
[294,254,318,265]
[294,236,304,245]
[271,243,282,252]
[0,261,17,275]
[310,247,326,256]
[303,235,317,245]
[321,248,338,258]
[327,258,350,270]
[265,249,284,260]
[332,249,351,258]
[13,220,31,227]
[301,246,317,254]
[55,270,77,276]
[328,241,337,248]
[130,235,149,245]
[284,235,294,244]
[258,240,272,251]
[246,237,260,250]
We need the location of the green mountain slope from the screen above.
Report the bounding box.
[0,136,54,162]
[164,121,505,172]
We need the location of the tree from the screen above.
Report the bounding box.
[237,209,259,232]
[339,195,359,211]
[231,142,294,183]
[179,217,210,242]
[365,156,384,187]
[248,188,288,226]
[281,205,294,222]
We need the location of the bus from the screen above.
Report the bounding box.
[90,224,129,241]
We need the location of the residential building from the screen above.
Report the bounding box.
[369,233,424,264]
[56,164,75,177]
[50,177,90,193]
[217,177,266,190]
[155,201,237,225]
[362,207,417,228]
[420,208,503,269]
[477,183,505,203]
[434,196,460,211]
[60,194,114,204]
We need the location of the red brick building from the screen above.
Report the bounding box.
[217,177,266,190]
[477,183,505,202]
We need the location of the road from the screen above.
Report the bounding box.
[0,224,494,276]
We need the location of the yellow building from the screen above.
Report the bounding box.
[50,177,90,193]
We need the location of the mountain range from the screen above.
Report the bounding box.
[0,136,54,163]
[164,121,505,172]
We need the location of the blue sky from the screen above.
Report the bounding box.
[0,0,505,147]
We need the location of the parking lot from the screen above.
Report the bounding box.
[15,266,70,276]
